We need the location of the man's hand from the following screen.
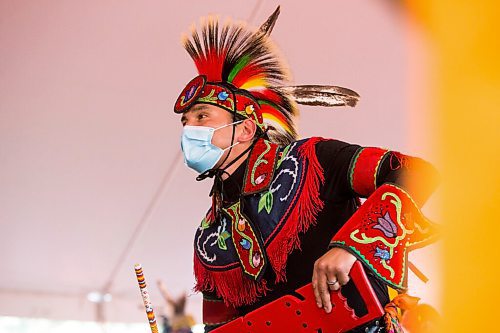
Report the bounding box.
[312,247,357,313]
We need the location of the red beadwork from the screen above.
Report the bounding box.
[350,147,389,197]
[331,184,439,290]
[242,139,279,195]
[224,203,266,280]
[174,75,207,113]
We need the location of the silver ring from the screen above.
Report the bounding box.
[326,280,338,286]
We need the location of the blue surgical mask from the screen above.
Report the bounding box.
[180,120,243,174]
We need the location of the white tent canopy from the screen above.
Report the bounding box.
[0,0,439,324]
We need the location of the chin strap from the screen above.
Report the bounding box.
[196,138,256,181]
[205,140,257,221]
[196,111,240,181]
[196,128,266,222]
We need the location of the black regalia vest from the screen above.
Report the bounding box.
[193,137,326,307]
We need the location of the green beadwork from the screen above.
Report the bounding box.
[349,191,411,281]
[330,240,407,290]
[197,89,217,103]
[201,217,210,229]
[224,202,261,273]
[277,144,291,168]
[258,191,274,214]
[349,148,363,191]
[250,141,271,186]
[217,231,231,250]
[198,89,235,110]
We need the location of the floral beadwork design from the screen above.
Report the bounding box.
[174,75,206,112]
[251,141,272,186]
[245,104,255,115]
[242,138,280,195]
[184,84,198,101]
[217,230,231,250]
[374,247,391,260]
[224,202,266,280]
[196,216,229,263]
[217,91,229,101]
[349,192,410,278]
[197,89,217,103]
[331,184,439,289]
[373,212,398,238]
[198,88,235,110]
[257,142,299,214]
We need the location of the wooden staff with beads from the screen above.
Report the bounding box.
[134,264,159,333]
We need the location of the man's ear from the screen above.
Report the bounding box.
[238,118,257,143]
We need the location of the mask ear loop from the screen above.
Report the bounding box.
[226,128,268,202]
[214,109,239,171]
[198,124,268,222]
[196,117,266,181]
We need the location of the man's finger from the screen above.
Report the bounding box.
[327,277,341,291]
[338,272,350,286]
[312,267,322,308]
[317,272,332,313]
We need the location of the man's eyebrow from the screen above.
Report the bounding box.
[180,105,210,123]
[189,104,209,112]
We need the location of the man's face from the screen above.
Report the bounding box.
[181,103,238,152]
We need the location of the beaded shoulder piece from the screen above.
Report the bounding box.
[331,183,439,290]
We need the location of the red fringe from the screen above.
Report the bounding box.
[266,137,326,282]
[194,252,269,307]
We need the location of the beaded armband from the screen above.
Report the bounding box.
[349,147,390,197]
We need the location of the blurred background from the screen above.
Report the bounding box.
[1,0,497,332]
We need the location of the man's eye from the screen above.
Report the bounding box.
[198,114,207,120]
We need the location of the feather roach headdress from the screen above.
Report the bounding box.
[174,6,360,145]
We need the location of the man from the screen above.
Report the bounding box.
[174,7,439,333]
